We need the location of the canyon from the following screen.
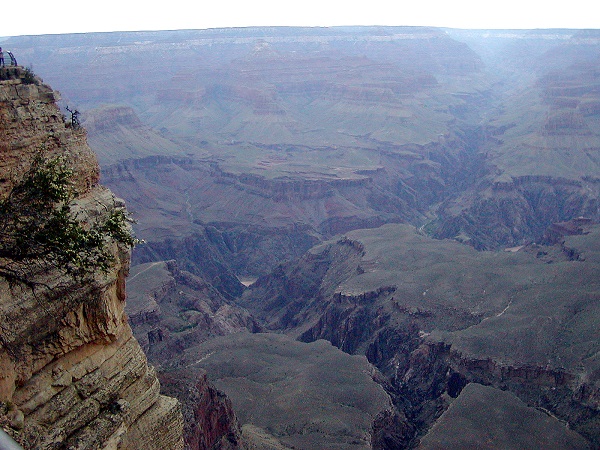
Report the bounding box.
[1,26,599,448]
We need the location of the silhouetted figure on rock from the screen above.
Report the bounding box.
[66,106,81,129]
[0,48,4,67]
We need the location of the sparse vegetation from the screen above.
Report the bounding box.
[0,67,19,81]
[0,66,38,84]
[21,66,38,85]
[0,153,139,288]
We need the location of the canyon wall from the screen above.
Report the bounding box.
[242,223,599,447]
[0,68,184,449]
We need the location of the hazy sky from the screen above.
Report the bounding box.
[2,0,597,37]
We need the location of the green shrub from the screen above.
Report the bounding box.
[0,153,140,288]
[21,66,38,85]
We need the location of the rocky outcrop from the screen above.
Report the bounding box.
[240,236,366,330]
[542,217,593,245]
[188,373,242,450]
[84,105,144,133]
[417,383,590,449]
[434,176,600,249]
[243,224,599,447]
[132,234,246,301]
[0,68,97,198]
[187,332,393,450]
[159,370,243,450]
[125,259,259,358]
[0,69,183,449]
[125,260,257,449]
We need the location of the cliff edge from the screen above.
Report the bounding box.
[0,67,184,449]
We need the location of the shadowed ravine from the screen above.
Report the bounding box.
[2,27,599,449]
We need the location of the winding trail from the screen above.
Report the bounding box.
[128,261,163,282]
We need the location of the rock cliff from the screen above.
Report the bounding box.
[159,369,243,450]
[124,260,257,449]
[242,223,600,447]
[6,27,600,259]
[0,68,184,449]
[125,259,259,360]
[4,28,600,448]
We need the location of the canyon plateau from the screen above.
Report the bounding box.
[1,26,600,449]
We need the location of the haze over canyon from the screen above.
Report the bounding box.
[1,26,599,449]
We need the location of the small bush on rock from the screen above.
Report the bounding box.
[0,153,139,288]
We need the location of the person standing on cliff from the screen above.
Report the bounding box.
[0,48,4,67]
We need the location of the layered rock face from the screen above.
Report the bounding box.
[159,369,243,450]
[4,28,600,449]
[5,28,488,278]
[125,259,259,360]
[0,68,183,449]
[242,223,600,447]
[5,28,600,258]
[124,260,257,449]
[432,30,600,249]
